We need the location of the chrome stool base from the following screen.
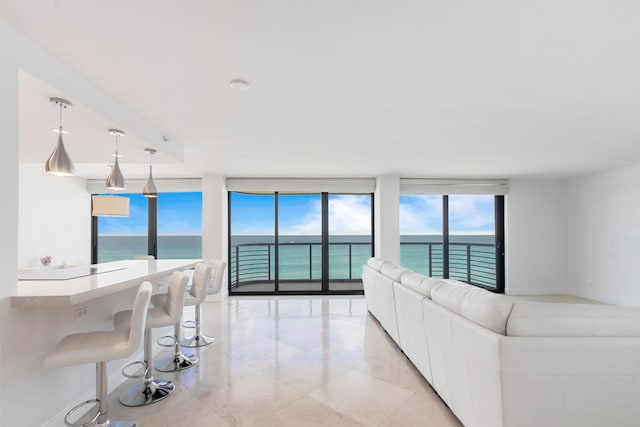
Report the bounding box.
[155,352,198,372]
[98,422,138,427]
[119,379,175,407]
[181,333,215,348]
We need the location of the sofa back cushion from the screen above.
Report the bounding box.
[431,282,515,335]
[380,262,409,282]
[506,301,640,337]
[400,271,447,298]
[367,257,389,272]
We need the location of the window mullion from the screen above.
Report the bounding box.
[443,195,449,279]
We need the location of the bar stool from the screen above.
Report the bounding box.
[181,260,226,348]
[113,271,189,407]
[44,282,152,427]
[151,263,210,371]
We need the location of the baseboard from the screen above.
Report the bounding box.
[506,287,571,296]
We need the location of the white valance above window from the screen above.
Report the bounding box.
[226,178,376,194]
[400,178,509,195]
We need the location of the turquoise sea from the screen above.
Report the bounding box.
[98,234,496,288]
[97,235,203,263]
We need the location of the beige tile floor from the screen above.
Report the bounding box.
[107,296,463,427]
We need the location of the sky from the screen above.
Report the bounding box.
[230,193,373,235]
[99,192,495,236]
[231,193,495,236]
[98,192,202,235]
[400,194,496,235]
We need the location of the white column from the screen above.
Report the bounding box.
[0,51,19,427]
[202,174,228,298]
[375,175,400,264]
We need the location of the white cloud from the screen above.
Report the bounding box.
[328,195,372,234]
[448,195,494,232]
[399,195,495,234]
[281,195,372,235]
[400,195,442,234]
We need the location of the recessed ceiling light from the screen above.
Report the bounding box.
[230,79,250,91]
[51,128,69,134]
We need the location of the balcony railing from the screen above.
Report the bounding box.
[400,242,496,288]
[230,240,497,289]
[230,242,371,288]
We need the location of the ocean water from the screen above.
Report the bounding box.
[230,234,496,288]
[97,235,202,263]
[98,234,496,288]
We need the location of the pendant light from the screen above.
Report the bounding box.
[45,97,75,176]
[106,129,126,190]
[142,148,158,198]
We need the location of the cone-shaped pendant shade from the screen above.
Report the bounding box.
[142,165,158,197]
[45,128,75,176]
[106,156,127,190]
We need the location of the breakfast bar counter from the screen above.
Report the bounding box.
[12,259,201,308]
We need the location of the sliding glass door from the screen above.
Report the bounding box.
[229,192,373,295]
[448,195,497,287]
[399,195,443,277]
[229,193,276,293]
[400,194,504,291]
[278,194,322,292]
[328,194,371,291]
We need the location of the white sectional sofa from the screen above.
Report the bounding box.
[362,258,640,427]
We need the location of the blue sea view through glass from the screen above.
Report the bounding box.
[98,235,203,262]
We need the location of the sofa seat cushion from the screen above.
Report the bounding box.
[367,257,389,272]
[431,282,515,335]
[380,262,410,282]
[400,271,447,298]
[506,301,640,337]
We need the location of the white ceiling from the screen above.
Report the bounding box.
[3,0,640,180]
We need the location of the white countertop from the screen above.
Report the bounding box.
[12,259,201,308]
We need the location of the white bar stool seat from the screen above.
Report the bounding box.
[150,263,211,371]
[113,271,189,407]
[181,260,226,348]
[44,282,152,427]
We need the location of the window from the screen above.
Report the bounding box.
[92,192,202,263]
[157,192,202,259]
[400,194,505,291]
[95,193,148,263]
[228,191,373,295]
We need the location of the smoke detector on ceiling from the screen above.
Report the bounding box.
[229,79,250,91]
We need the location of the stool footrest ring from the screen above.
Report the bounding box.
[121,360,147,379]
[64,399,100,427]
[157,334,177,348]
[182,320,197,329]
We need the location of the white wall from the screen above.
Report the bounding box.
[567,165,640,306]
[18,164,91,268]
[505,179,569,295]
[0,46,19,427]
